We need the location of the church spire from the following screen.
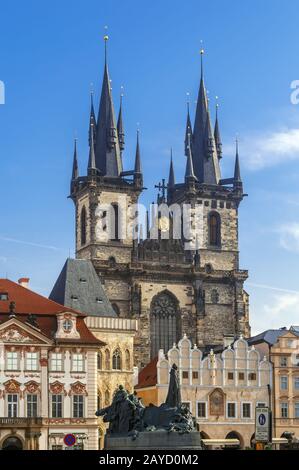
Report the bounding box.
[134,130,143,187]
[95,35,123,177]
[184,100,193,157]
[117,92,125,152]
[88,123,97,176]
[234,138,242,190]
[70,138,79,194]
[192,48,208,181]
[89,90,97,147]
[71,138,79,180]
[168,149,175,189]
[214,100,222,159]
[185,133,197,183]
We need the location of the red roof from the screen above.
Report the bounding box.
[135,356,158,389]
[0,279,103,346]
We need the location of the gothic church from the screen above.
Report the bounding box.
[68,38,250,368]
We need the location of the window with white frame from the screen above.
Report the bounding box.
[51,353,63,371]
[294,377,299,390]
[227,402,237,418]
[280,402,288,418]
[7,394,18,417]
[242,402,251,418]
[27,394,38,417]
[280,376,288,390]
[52,394,63,418]
[197,402,207,418]
[72,353,84,372]
[26,352,38,371]
[6,351,18,370]
[73,395,84,418]
[295,402,299,419]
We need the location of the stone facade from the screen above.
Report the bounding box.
[136,336,272,449]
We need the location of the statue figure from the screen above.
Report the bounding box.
[165,364,181,408]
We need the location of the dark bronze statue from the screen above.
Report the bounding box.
[96,364,195,436]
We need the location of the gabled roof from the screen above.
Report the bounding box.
[135,357,158,389]
[0,278,103,346]
[49,258,117,318]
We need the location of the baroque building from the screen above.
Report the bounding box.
[0,278,102,450]
[69,37,250,369]
[135,335,272,449]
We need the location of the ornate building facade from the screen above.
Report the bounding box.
[0,278,101,450]
[69,38,250,369]
[135,335,272,449]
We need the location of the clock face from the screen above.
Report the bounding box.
[63,319,73,332]
[159,216,170,232]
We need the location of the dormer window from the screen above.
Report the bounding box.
[0,293,8,301]
[96,298,103,304]
[63,319,73,333]
[71,295,78,301]
[79,278,87,283]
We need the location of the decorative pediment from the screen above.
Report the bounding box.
[69,381,88,396]
[4,379,21,394]
[0,326,38,344]
[49,381,67,396]
[24,380,40,394]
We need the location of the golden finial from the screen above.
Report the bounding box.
[104,25,109,41]
[200,39,204,55]
[215,95,219,108]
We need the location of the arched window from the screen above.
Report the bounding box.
[150,291,181,359]
[81,207,87,246]
[97,352,102,370]
[125,349,130,370]
[112,348,122,370]
[104,349,110,370]
[208,212,221,247]
[110,203,120,241]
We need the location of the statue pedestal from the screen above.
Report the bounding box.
[105,430,202,450]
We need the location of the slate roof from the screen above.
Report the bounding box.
[247,328,288,346]
[49,258,117,318]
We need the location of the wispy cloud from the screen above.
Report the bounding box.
[275,223,299,253]
[247,282,299,295]
[264,293,299,319]
[0,236,59,251]
[224,127,299,171]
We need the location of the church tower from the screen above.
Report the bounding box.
[69,40,250,369]
[70,36,143,318]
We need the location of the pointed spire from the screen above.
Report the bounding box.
[71,138,79,180]
[205,108,215,159]
[192,48,208,181]
[88,123,97,175]
[95,35,123,176]
[214,100,222,159]
[168,149,175,189]
[234,138,242,184]
[89,90,97,147]
[134,130,142,174]
[117,91,125,152]
[184,98,193,157]
[185,133,197,182]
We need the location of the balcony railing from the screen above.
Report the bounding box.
[0,417,43,426]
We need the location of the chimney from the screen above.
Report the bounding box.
[18,278,30,289]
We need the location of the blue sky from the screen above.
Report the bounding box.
[1,0,299,334]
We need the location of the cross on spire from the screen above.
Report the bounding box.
[155,179,167,201]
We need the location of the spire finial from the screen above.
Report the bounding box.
[215,95,219,117]
[104,26,109,64]
[200,40,204,78]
